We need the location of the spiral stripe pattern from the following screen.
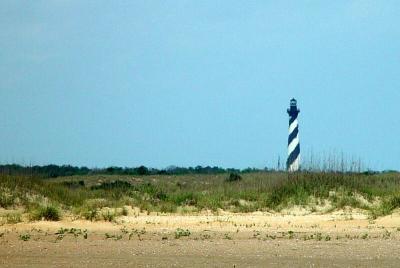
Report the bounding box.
[287,101,300,172]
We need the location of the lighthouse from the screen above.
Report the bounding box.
[287,98,300,172]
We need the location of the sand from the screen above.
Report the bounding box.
[1,210,400,267]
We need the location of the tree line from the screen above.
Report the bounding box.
[0,164,266,178]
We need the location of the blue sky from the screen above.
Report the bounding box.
[0,1,399,170]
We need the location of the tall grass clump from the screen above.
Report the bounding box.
[1,212,22,224]
[265,171,400,211]
[370,193,400,218]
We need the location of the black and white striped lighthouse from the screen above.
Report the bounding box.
[287,98,300,172]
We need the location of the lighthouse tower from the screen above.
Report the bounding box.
[287,98,300,172]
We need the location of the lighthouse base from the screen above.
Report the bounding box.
[288,157,300,172]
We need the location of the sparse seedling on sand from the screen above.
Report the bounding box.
[55,227,88,240]
[287,230,295,239]
[175,228,191,239]
[19,233,30,241]
[224,233,232,240]
[56,228,68,235]
[105,231,123,240]
[56,234,64,241]
[120,226,129,234]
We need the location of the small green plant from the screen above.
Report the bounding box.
[56,227,68,235]
[19,233,31,241]
[71,228,81,238]
[253,230,261,238]
[56,234,64,241]
[105,233,113,239]
[131,229,145,241]
[266,234,276,240]
[120,226,129,234]
[224,233,233,240]
[287,230,295,239]
[315,232,323,241]
[201,234,211,240]
[131,228,146,235]
[175,228,191,239]
[129,232,135,240]
[105,233,122,240]
[361,233,368,239]
[383,230,391,239]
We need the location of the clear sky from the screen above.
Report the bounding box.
[0,1,399,170]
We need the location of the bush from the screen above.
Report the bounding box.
[31,205,61,221]
[0,188,15,208]
[371,194,400,218]
[82,208,99,221]
[101,210,115,222]
[91,180,132,190]
[136,166,149,175]
[122,206,129,216]
[225,173,242,182]
[159,203,177,213]
[62,180,85,189]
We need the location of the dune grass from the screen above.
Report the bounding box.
[0,171,400,221]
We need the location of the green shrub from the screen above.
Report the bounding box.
[82,209,99,221]
[159,203,176,213]
[101,210,115,222]
[225,173,242,182]
[91,180,132,190]
[62,180,85,189]
[122,206,129,216]
[31,205,61,221]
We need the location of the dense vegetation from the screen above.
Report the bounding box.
[1,171,400,223]
[0,164,255,178]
